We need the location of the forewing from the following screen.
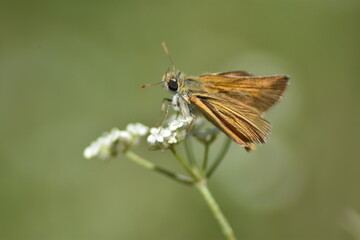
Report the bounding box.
[189,94,270,147]
[196,74,289,114]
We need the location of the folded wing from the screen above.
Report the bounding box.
[189,94,271,148]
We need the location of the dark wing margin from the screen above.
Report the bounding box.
[200,71,253,77]
[189,94,271,149]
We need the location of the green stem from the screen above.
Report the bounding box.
[170,147,198,180]
[125,151,194,185]
[184,138,196,167]
[202,143,210,172]
[196,180,237,240]
[207,138,232,178]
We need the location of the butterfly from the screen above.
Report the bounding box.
[144,43,289,151]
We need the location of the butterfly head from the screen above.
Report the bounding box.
[162,69,185,93]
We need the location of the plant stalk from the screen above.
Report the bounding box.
[125,151,194,185]
[196,180,237,240]
[170,147,199,180]
[207,138,232,178]
[184,138,196,167]
[202,143,210,172]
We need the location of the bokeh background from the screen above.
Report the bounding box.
[1,0,360,239]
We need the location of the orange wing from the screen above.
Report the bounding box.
[189,93,270,150]
[195,74,289,114]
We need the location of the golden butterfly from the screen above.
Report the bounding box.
[142,42,289,151]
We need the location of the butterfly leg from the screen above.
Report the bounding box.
[175,96,197,132]
[157,98,173,128]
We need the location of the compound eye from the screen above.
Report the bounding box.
[168,80,178,91]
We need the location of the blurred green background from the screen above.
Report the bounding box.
[1,0,360,239]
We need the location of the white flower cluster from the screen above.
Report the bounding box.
[83,114,221,158]
[83,123,149,160]
[147,116,193,150]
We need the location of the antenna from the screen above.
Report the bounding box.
[140,81,162,88]
[141,42,175,89]
[162,41,175,67]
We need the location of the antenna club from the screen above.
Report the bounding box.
[161,41,169,54]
